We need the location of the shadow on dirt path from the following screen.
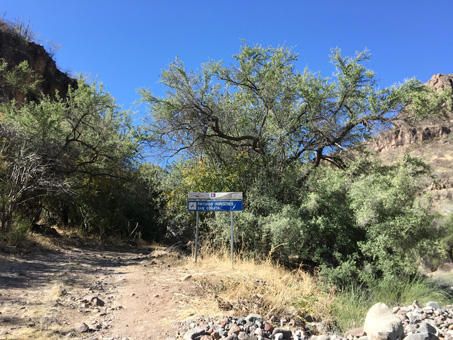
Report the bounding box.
[0,242,198,339]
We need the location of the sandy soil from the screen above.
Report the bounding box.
[0,242,201,340]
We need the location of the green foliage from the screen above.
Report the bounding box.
[372,276,450,306]
[7,217,31,245]
[141,44,444,280]
[185,154,435,287]
[1,35,447,301]
[332,285,370,332]
[316,156,434,286]
[333,276,451,333]
[140,43,422,173]
[0,59,41,102]
[0,61,164,240]
[162,151,255,237]
[70,163,165,240]
[437,213,453,262]
[345,156,434,280]
[407,84,453,121]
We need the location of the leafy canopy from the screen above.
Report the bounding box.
[140,43,420,170]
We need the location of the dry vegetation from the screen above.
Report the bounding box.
[180,245,335,323]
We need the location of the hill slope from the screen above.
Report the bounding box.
[367,74,453,215]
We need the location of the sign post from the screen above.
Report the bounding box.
[230,210,234,268]
[188,192,243,267]
[195,211,199,264]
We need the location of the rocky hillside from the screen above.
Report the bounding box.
[0,19,77,104]
[367,74,453,215]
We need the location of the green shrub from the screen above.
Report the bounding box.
[332,276,451,333]
[8,218,31,245]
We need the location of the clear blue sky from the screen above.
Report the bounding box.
[1,1,451,112]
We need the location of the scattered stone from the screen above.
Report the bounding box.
[404,333,435,340]
[272,329,293,339]
[184,327,207,340]
[200,335,213,340]
[229,324,241,335]
[254,327,263,336]
[345,327,366,339]
[427,302,442,310]
[170,302,453,340]
[406,324,418,333]
[91,297,105,306]
[245,313,263,324]
[39,316,59,326]
[74,322,90,333]
[414,301,422,308]
[237,331,247,339]
[419,321,437,335]
[264,322,274,333]
[224,335,239,340]
[274,333,284,340]
[315,335,331,340]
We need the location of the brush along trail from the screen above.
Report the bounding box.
[0,242,203,340]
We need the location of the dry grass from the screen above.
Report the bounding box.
[180,245,334,322]
[0,278,72,339]
[3,328,65,340]
[0,300,69,340]
[44,282,67,304]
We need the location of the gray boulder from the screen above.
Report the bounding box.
[418,322,437,335]
[364,303,404,340]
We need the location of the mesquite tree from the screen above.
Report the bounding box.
[139,44,421,173]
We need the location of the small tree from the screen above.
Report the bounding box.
[0,123,69,231]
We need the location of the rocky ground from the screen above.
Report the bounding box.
[1,241,452,340]
[176,302,453,340]
[0,242,200,340]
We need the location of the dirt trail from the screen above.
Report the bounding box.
[0,243,200,340]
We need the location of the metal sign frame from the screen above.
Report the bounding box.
[188,192,242,267]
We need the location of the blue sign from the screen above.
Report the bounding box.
[188,200,243,212]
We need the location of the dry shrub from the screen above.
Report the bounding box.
[181,244,334,322]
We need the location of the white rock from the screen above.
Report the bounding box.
[364,302,404,340]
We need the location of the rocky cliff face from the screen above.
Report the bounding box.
[368,74,453,215]
[371,74,453,152]
[0,19,77,104]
